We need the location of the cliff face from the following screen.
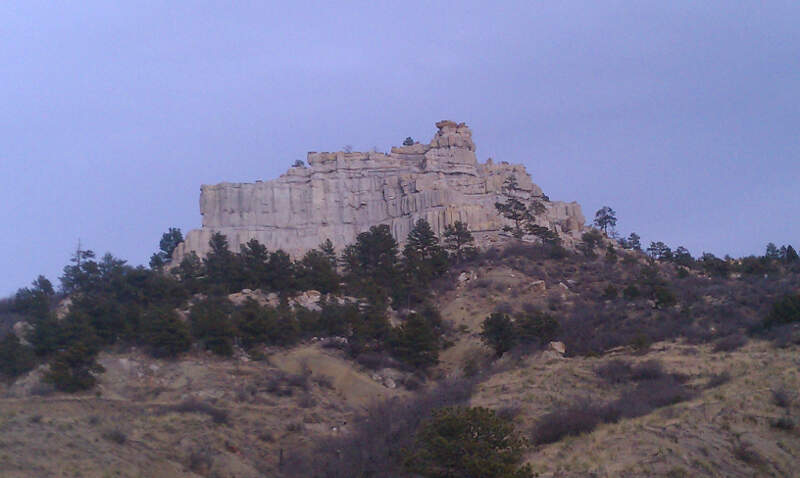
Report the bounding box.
[173,120,585,261]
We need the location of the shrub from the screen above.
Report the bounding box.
[312,374,334,389]
[706,372,731,389]
[169,399,230,425]
[298,393,317,408]
[102,429,127,444]
[653,286,677,309]
[771,388,792,408]
[404,407,533,478]
[732,442,765,466]
[771,416,795,431]
[515,312,559,347]
[495,302,514,315]
[595,359,666,384]
[616,376,691,418]
[188,446,215,474]
[712,334,747,353]
[531,400,620,445]
[623,285,641,300]
[534,373,692,445]
[763,294,800,329]
[601,285,618,300]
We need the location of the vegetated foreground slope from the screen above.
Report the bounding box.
[1,239,799,477]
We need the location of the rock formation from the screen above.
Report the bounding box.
[172,120,585,262]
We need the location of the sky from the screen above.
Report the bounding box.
[1,1,798,295]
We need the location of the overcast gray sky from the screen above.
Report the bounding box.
[2,1,798,295]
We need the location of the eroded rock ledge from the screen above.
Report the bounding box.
[173,120,585,261]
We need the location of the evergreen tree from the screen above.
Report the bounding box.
[404,407,533,478]
[203,232,241,292]
[240,238,269,289]
[622,232,642,251]
[699,252,731,278]
[443,221,477,262]
[150,227,183,269]
[403,137,415,146]
[529,198,547,216]
[316,300,357,337]
[580,230,603,258]
[494,176,536,239]
[593,206,617,235]
[673,246,694,266]
[786,245,799,263]
[190,295,235,356]
[43,342,105,392]
[174,251,203,292]
[0,334,36,379]
[527,224,560,246]
[516,312,559,346]
[140,308,191,358]
[318,238,337,266]
[13,275,54,319]
[297,248,340,294]
[342,225,399,302]
[647,241,673,261]
[232,298,274,349]
[60,245,100,294]
[480,313,517,357]
[403,219,448,285]
[266,250,295,293]
[765,242,780,260]
[391,313,440,369]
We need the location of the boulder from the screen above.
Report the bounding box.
[529,280,546,293]
[12,321,33,344]
[548,341,566,355]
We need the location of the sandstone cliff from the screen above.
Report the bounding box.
[173,120,585,261]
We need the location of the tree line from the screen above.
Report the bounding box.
[0,219,479,392]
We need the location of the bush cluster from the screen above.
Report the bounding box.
[531,359,693,445]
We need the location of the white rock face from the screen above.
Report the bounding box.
[173,120,585,261]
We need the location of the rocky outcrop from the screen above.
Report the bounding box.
[173,120,585,261]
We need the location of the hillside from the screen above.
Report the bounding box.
[2,238,799,477]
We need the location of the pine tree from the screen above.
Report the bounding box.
[786,245,799,263]
[443,221,477,262]
[391,313,440,369]
[480,313,517,357]
[404,407,533,478]
[400,219,448,305]
[240,239,269,289]
[204,232,241,292]
[342,224,400,302]
[765,242,780,260]
[266,250,295,293]
[624,232,642,251]
[673,246,694,266]
[647,241,673,261]
[297,248,340,294]
[319,238,337,266]
[593,206,617,235]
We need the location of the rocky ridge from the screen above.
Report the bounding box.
[173,120,585,261]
